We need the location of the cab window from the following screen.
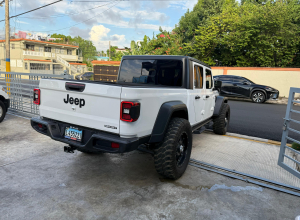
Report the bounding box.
[205,69,213,89]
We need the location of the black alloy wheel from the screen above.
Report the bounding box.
[176,132,188,167]
[252,91,266,103]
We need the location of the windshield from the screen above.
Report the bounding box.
[118,59,183,87]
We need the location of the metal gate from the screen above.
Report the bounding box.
[278,87,300,178]
[0,72,73,117]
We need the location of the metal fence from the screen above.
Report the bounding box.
[278,87,300,178]
[0,72,73,116]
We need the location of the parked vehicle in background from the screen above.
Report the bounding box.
[213,75,279,103]
[0,86,10,123]
[81,72,94,81]
[31,55,230,180]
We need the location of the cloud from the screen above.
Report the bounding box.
[13,0,173,33]
[89,25,110,43]
[15,20,29,24]
[88,25,126,51]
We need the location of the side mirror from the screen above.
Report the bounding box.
[243,81,250,85]
[213,80,222,91]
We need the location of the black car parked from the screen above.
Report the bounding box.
[80,72,94,81]
[213,75,279,103]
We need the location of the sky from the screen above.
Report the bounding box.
[0,0,198,51]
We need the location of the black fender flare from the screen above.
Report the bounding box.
[213,96,228,118]
[250,89,267,98]
[149,101,188,143]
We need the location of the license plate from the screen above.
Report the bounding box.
[65,127,83,142]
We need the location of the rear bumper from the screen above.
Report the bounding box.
[31,117,149,153]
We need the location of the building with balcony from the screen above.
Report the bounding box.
[0,38,86,75]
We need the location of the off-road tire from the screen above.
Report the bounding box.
[0,100,6,123]
[213,103,230,135]
[154,117,192,180]
[251,91,266,103]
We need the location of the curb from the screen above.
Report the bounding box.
[204,130,290,147]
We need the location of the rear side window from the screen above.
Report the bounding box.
[118,59,183,87]
[205,69,213,89]
[194,65,203,89]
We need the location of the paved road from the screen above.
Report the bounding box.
[227,100,300,142]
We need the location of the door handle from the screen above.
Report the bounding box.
[206,95,210,98]
[195,95,200,100]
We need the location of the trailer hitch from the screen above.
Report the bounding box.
[64,145,76,153]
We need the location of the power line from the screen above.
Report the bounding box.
[19,1,119,33]
[71,0,186,1]
[0,0,63,22]
[18,2,112,19]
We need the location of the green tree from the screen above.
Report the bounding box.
[173,0,226,45]
[186,0,300,67]
[106,46,124,61]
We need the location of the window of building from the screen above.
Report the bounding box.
[26,44,35,50]
[194,65,203,89]
[60,49,64,54]
[44,47,51,52]
[11,43,15,49]
[39,47,44,52]
[67,49,72,55]
[25,62,28,70]
[205,69,213,89]
[55,48,60,54]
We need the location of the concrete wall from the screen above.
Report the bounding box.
[211,67,300,97]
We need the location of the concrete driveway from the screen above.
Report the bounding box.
[0,114,300,220]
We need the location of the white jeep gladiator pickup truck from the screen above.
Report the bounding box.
[31,55,230,179]
[0,86,10,123]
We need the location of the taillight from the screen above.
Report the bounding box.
[33,88,40,105]
[120,101,140,122]
[111,142,120,148]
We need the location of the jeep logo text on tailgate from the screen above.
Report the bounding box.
[64,94,85,108]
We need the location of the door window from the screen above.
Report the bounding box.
[194,65,203,89]
[205,69,213,89]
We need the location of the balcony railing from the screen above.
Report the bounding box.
[23,50,44,57]
[23,51,79,61]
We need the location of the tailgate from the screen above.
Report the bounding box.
[39,79,121,134]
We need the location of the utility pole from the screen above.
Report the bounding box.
[5,0,10,72]
[109,41,111,61]
[5,0,10,94]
